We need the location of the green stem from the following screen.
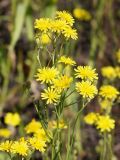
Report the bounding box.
[64,90,75,99]
[66,103,85,160]
[100,133,113,160]
[64,101,79,108]
[102,133,107,160]
[7,153,12,160]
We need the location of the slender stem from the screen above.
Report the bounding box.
[7,153,12,160]
[64,90,75,99]
[100,133,107,160]
[106,134,113,160]
[37,47,42,67]
[64,101,79,108]
[66,103,85,160]
[34,103,52,140]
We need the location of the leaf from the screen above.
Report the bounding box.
[0,152,10,160]
[25,14,34,41]
[10,0,30,49]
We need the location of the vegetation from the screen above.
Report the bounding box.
[0,0,120,160]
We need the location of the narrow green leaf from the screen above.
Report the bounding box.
[10,0,30,49]
[25,14,34,41]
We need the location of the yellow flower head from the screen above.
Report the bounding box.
[11,138,29,156]
[0,129,12,138]
[56,11,74,26]
[58,56,76,66]
[76,81,98,99]
[115,66,120,78]
[99,85,119,100]
[4,113,21,127]
[63,26,78,40]
[49,120,67,129]
[53,75,73,91]
[51,19,68,34]
[0,140,13,152]
[34,128,49,142]
[34,18,51,32]
[41,87,60,104]
[25,119,42,134]
[73,8,91,21]
[29,137,47,153]
[96,115,115,132]
[116,49,120,63]
[100,99,113,110]
[40,33,51,44]
[75,66,98,82]
[101,66,116,79]
[35,67,59,84]
[84,112,98,125]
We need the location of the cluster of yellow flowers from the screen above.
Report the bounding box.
[35,10,78,45]
[0,113,21,139]
[35,57,74,104]
[84,112,115,132]
[84,83,119,132]
[0,137,45,157]
[34,11,98,105]
[84,53,120,134]
[33,12,100,158]
[99,49,120,112]
[84,50,120,134]
[35,57,98,105]
[0,114,67,157]
[75,66,98,99]
[0,116,47,156]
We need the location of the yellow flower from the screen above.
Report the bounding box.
[63,26,78,40]
[0,129,12,138]
[49,120,67,129]
[58,56,76,66]
[40,33,51,44]
[99,85,119,100]
[73,8,91,21]
[75,66,98,82]
[84,112,98,125]
[101,66,116,79]
[100,99,113,110]
[0,140,13,152]
[116,49,120,63]
[76,81,98,99]
[115,66,120,78]
[34,18,51,32]
[34,128,49,142]
[41,87,60,104]
[25,119,42,134]
[56,11,74,26]
[29,137,46,153]
[11,138,29,156]
[4,113,21,127]
[51,20,68,34]
[35,67,59,84]
[53,75,73,91]
[96,115,115,132]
